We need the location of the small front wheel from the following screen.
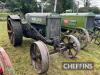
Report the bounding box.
[30,41,49,74]
[62,35,80,58]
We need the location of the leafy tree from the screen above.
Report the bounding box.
[81,0,91,7]
[42,0,74,13]
[89,7,100,14]
[18,0,37,14]
[6,0,17,11]
[0,0,6,2]
[6,0,75,14]
[79,7,100,14]
[6,0,38,14]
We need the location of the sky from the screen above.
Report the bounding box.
[37,0,100,8]
[75,0,100,8]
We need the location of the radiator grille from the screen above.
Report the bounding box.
[46,18,61,39]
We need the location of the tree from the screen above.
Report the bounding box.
[6,0,38,14]
[18,0,37,14]
[79,7,100,14]
[42,0,74,13]
[82,0,91,7]
[0,0,6,2]
[6,0,17,11]
[89,7,100,14]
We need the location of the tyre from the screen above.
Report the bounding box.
[7,16,23,46]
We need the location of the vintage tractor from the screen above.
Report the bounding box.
[0,47,15,75]
[60,13,90,49]
[7,13,80,73]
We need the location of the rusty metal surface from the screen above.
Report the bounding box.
[30,41,49,74]
[62,35,80,58]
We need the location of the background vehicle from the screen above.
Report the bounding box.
[60,13,91,49]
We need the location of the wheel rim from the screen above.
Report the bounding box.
[78,31,87,48]
[7,18,14,44]
[62,35,80,58]
[72,28,90,49]
[94,30,100,45]
[7,17,23,46]
[31,44,42,71]
[30,41,49,74]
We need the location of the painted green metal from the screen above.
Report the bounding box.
[60,13,95,30]
[25,13,60,25]
[60,13,92,49]
[24,13,61,39]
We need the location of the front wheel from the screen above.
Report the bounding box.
[30,41,49,74]
[62,35,80,58]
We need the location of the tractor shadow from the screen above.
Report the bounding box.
[39,73,48,75]
[22,38,33,47]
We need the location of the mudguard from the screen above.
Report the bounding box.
[8,15,21,20]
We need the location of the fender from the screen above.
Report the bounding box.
[8,15,21,21]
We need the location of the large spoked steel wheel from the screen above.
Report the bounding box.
[7,17,23,46]
[94,29,100,45]
[71,28,90,49]
[30,41,49,74]
[0,47,15,75]
[62,35,80,58]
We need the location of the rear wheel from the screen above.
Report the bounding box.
[62,35,80,58]
[0,47,15,75]
[76,28,90,49]
[70,28,90,49]
[30,41,49,74]
[94,28,100,45]
[7,17,23,46]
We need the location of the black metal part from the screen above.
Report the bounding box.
[22,23,53,45]
[7,17,23,46]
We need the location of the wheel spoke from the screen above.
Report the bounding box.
[62,35,80,58]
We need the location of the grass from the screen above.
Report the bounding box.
[0,21,100,75]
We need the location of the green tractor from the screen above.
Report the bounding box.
[7,13,80,74]
[60,13,92,49]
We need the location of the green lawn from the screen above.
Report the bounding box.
[0,21,100,75]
